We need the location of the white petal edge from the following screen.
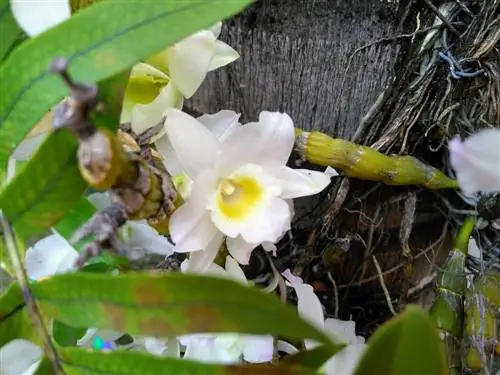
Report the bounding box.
[25,233,78,280]
[11,0,71,37]
[256,111,296,169]
[197,110,241,142]
[0,339,42,375]
[226,236,258,266]
[238,197,291,245]
[127,222,174,256]
[180,232,224,273]
[449,129,500,194]
[169,170,218,252]
[131,82,183,139]
[278,167,332,199]
[164,109,219,179]
[242,335,274,363]
[224,256,248,283]
[168,30,216,98]
[208,41,240,71]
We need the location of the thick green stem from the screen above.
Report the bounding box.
[294,129,459,189]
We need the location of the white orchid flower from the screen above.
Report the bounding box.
[11,0,71,37]
[164,109,332,268]
[282,269,367,375]
[449,128,500,194]
[123,22,239,137]
[0,339,43,375]
[179,256,274,364]
[87,193,174,257]
[25,233,79,281]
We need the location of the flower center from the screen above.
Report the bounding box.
[216,175,264,221]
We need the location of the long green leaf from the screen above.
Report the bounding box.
[30,272,336,348]
[0,67,128,240]
[0,282,38,347]
[50,348,317,375]
[0,130,84,239]
[282,345,343,370]
[0,0,252,175]
[353,305,448,375]
[0,0,23,61]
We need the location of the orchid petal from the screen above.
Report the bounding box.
[257,111,296,168]
[127,222,174,256]
[216,112,295,175]
[208,41,240,71]
[321,343,367,375]
[226,236,258,265]
[215,122,269,176]
[183,336,242,364]
[278,167,332,199]
[155,137,183,177]
[167,30,216,98]
[242,335,274,363]
[224,256,248,283]
[120,63,169,123]
[282,269,324,350]
[11,0,70,37]
[170,208,216,253]
[324,319,364,344]
[180,232,224,272]
[169,170,218,252]
[143,337,169,356]
[164,109,219,178]
[197,110,241,142]
[208,21,222,38]
[239,197,290,245]
[131,83,183,140]
[0,339,42,375]
[25,234,78,280]
[449,129,500,194]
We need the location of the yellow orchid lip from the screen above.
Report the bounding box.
[216,175,264,222]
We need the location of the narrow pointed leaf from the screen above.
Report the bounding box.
[30,272,336,348]
[0,0,23,61]
[0,282,38,347]
[282,345,344,370]
[0,69,127,241]
[56,348,317,374]
[52,320,87,347]
[353,305,448,375]
[0,0,252,175]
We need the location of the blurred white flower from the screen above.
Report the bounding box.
[87,193,174,257]
[123,22,239,136]
[165,109,332,268]
[0,339,43,375]
[282,269,367,375]
[449,128,500,194]
[25,233,79,281]
[11,0,70,37]
[179,256,274,364]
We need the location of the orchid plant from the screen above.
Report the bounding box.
[0,0,476,374]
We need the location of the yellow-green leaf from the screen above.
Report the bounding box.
[30,272,337,348]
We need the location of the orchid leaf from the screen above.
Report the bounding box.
[30,272,337,349]
[353,305,448,375]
